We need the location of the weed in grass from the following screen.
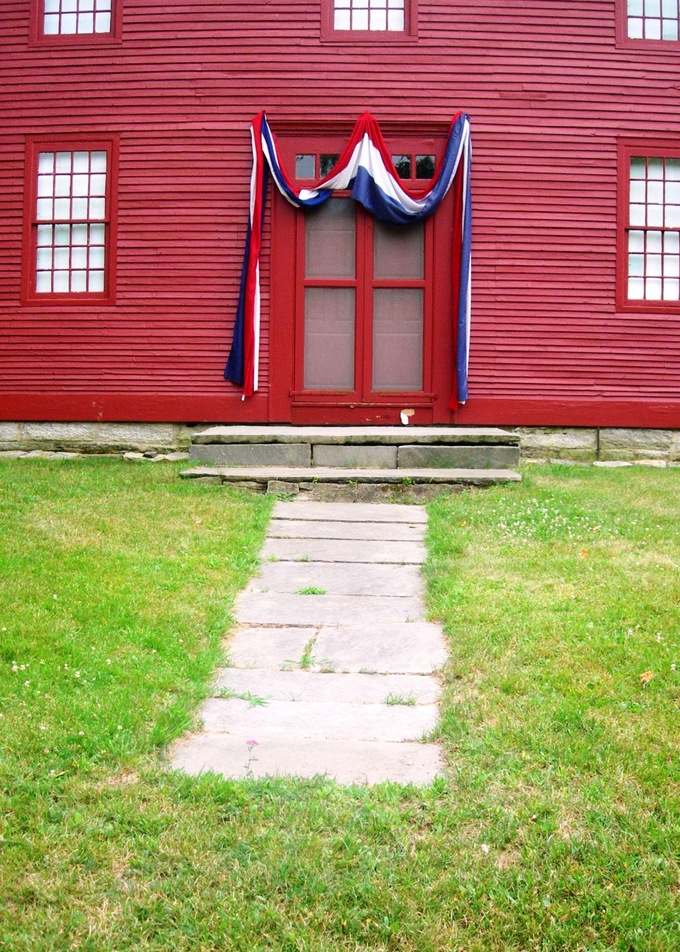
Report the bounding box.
[215,688,270,707]
[385,693,416,706]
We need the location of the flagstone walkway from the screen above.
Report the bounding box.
[171,500,448,785]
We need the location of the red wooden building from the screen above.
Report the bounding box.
[1,0,680,429]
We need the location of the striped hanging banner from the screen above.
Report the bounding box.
[225,110,472,404]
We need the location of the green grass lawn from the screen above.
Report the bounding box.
[0,459,678,950]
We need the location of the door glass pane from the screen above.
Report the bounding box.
[372,289,423,391]
[374,220,424,279]
[305,200,355,278]
[304,288,355,390]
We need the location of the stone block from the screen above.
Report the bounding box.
[190,443,311,467]
[397,444,519,469]
[96,423,176,450]
[22,422,98,451]
[312,444,397,468]
[599,428,674,461]
[671,433,680,462]
[0,422,21,449]
[513,427,597,460]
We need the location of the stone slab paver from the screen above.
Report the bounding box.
[172,734,444,785]
[227,626,318,670]
[200,698,437,742]
[192,425,518,446]
[267,518,425,542]
[215,668,441,705]
[248,561,424,597]
[273,501,427,522]
[313,622,447,674]
[171,500,447,786]
[261,537,426,564]
[235,592,425,626]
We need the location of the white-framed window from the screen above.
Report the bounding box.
[626,0,680,41]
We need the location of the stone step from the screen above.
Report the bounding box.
[180,466,521,501]
[192,425,519,446]
[189,425,520,471]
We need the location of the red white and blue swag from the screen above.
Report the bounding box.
[225,110,472,403]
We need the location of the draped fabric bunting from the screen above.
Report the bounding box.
[225,110,472,404]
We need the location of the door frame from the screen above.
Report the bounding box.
[268,123,461,425]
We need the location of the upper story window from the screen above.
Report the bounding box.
[322,0,416,41]
[31,0,122,44]
[618,141,680,310]
[333,0,405,32]
[23,139,118,303]
[620,0,680,44]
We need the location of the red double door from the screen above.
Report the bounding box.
[268,131,460,425]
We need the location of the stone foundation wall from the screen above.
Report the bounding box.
[510,427,680,464]
[0,422,198,456]
[1,421,679,464]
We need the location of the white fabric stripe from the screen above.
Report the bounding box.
[297,128,468,214]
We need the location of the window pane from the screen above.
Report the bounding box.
[36,271,52,293]
[630,157,646,179]
[372,289,423,391]
[392,155,411,179]
[304,288,355,390]
[305,199,355,278]
[628,230,645,252]
[319,154,340,177]
[415,155,436,180]
[663,278,680,298]
[94,11,111,32]
[88,270,105,292]
[374,219,424,279]
[646,277,663,297]
[628,276,645,298]
[296,154,315,178]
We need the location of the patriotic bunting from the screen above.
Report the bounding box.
[225,110,472,404]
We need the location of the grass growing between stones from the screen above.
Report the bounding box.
[1,460,678,950]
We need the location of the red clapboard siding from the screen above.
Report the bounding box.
[1,1,680,424]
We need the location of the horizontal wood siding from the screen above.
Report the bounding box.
[1,1,680,424]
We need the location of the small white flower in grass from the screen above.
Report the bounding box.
[39,724,46,731]
[106,659,111,665]
[481,843,490,854]
[78,731,84,736]
[117,725,122,730]
[52,595,57,600]
[74,671,80,679]
[24,681,30,687]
